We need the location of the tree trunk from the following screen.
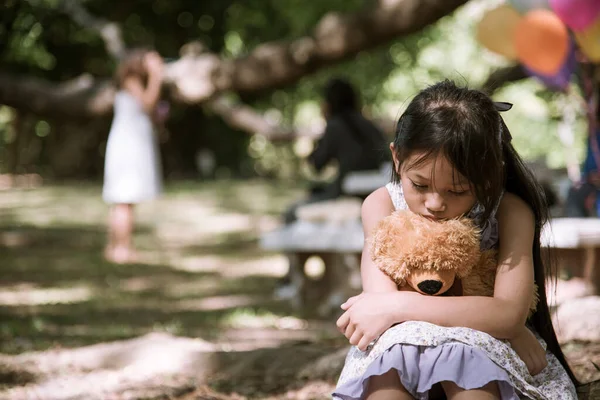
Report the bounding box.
[5,109,21,175]
[0,0,469,119]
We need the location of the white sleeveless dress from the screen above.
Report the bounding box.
[102,91,162,204]
[333,182,577,400]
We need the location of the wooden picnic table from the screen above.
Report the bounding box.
[261,207,600,313]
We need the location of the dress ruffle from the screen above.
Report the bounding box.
[333,342,518,400]
[333,322,577,400]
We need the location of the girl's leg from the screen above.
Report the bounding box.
[106,203,136,263]
[441,381,500,400]
[365,370,414,400]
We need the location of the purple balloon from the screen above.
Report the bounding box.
[550,0,600,32]
[524,41,576,90]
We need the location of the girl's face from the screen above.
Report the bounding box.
[392,147,477,220]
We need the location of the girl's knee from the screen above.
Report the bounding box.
[365,370,413,399]
[441,380,500,400]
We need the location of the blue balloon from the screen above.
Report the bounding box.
[509,0,549,14]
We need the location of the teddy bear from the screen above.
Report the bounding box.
[368,209,538,315]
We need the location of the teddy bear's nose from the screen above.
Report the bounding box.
[417,280,443,295]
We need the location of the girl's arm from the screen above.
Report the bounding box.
[123,53,164,113]
[140,52,163,112]
[360,187,398,292]
[338,192,537,346]
[393,192,536,339]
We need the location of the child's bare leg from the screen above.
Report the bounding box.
[441,381,500,400]
[365,369,414,400]
[106,203,135,263]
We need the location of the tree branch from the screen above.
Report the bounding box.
[206,97,319,141]
[33,1,306,139]
[481,64,528,94]
[0,0,468,138]
[164,0,469,102]
[59,0,126,59]
[0,70,320,139]
[0,72,115,119]
[8,0,470,104]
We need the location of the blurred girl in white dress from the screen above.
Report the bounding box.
[103,49,164,264]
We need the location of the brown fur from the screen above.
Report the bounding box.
[369,209,538,315]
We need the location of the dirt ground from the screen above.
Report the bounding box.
[0,181,598,399]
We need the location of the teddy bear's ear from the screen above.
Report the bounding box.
[432,218,482,275]
[368,210,413,284]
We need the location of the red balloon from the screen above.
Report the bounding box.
[514,9,569,75]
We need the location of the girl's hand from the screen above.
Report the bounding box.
[145,52,164,76]
[335,291,405,351]
[509,326,548,375]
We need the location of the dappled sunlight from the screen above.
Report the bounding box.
[222,309,307,330]
[33,321,147,339]
[304,255,326,279]
[171,254,229,273]
[0,285,93,306]
[0,180,348,398]
[0,231,34,248]
[153,213,259,251]
[0,186,107,227]
[221,254,287,278]
[154,212,280,250]
[216,327,322,351]
[175,294,262,311]
[1,333,218,400]
[142,197,218,222]
[162,278,223,297]
[170,254,286,277]
[118,276,166,293]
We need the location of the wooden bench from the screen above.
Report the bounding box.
[261,208,600,397]
[261,199,600,314]
[260,198,364,316]
[541,218,600,291]
[260,166,391,315]
[341,163,392,196]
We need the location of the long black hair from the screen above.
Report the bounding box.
[391,80,577,383]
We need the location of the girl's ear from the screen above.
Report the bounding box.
[390,142,400,174]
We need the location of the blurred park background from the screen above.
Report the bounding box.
[1,0,600,399]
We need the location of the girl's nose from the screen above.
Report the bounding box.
[425,193,446,212]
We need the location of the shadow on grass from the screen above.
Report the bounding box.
[0,223,312,356]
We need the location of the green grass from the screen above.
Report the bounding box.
[0,179,340,355]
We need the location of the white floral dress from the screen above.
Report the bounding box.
[333,182,577,400]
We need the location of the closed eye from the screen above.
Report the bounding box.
[449,190,468,196]
[410,181,427,191]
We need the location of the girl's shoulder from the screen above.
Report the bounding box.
[361,186,395,230]
[497,192,535,226]
[363,186,394,213]
[498,192,533,214]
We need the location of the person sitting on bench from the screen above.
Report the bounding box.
[276,78,387,297]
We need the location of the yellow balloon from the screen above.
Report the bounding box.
[476,5,523,59]
[575,16,600,62]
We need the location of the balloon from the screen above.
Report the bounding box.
[550,0,600,31]
[476,5,522,60]
[524,41,576,90]
[508,0,549,14]
[514,9,569,75]
[574,17,600,62]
